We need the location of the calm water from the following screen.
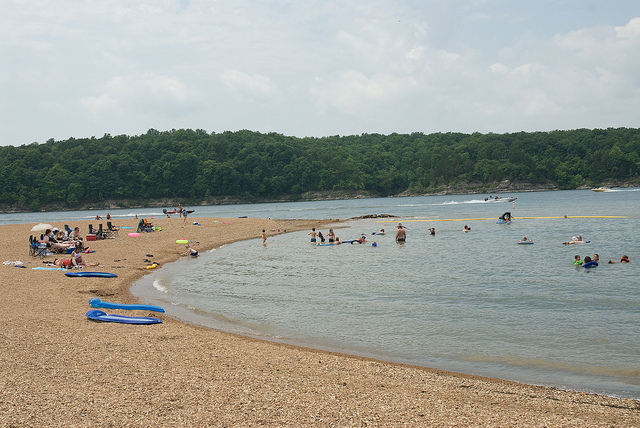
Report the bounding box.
[4,191,638,398]
[129,190,640,399]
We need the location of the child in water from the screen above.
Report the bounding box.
[573,255,583,266]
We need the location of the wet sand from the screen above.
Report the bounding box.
[1,217,639,427]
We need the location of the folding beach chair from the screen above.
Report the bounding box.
[97,224,105,239]
[106,221,119,237]
[29,235,48,258]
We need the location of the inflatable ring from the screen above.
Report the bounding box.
[176,240,189,244]
[146,263,158,269]
[128,232,140,237]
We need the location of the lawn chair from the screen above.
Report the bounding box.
[97,224,105,239]
[29,235,48,258]
[106,221,119,237]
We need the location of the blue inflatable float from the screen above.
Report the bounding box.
[66,272,117,278]
[86,309,162,325]
[89,297,165,313]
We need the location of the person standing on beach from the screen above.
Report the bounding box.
[178,203,183,218]
[396,225,406,242]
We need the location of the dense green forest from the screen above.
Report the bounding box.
[1,127,639,212]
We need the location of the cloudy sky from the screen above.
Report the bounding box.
[1,0,639,146]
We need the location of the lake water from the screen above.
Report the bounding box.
[4,190,639,398]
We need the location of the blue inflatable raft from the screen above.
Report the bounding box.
[86,309,162,325]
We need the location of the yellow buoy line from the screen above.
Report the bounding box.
[376,215,628,223]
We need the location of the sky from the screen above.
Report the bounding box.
[1,0,639,146]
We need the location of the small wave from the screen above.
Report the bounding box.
[152,278,168,293]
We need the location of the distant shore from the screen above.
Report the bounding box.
[1,217,639,426]
[3,180,639,214]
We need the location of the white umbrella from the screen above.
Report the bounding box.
[31,223,53,232]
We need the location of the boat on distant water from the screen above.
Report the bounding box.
[592,187,612,192]
[163,208,195,214]
[484,196,517,202]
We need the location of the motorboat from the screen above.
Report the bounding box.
[484,196,517,202]
[163,208,195,214]
[592,187,612,192]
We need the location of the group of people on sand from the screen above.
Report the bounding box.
[38,226,100,268]
[49,246,100,268]
[42,227,83,251]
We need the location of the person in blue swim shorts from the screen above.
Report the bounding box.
[182,244,199,257]
[309,228,317,243]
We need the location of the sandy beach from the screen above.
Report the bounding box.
[1,216,639,427]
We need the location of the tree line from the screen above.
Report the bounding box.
[1,127,639,212]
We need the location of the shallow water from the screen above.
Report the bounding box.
[126,189,640,399]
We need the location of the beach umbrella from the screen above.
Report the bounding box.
[31,223,53,232]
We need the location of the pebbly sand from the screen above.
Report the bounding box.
[1,216,639,427]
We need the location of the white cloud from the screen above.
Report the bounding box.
[0,1,639,145]
[220,70,277,103]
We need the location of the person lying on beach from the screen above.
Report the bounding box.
[49,258,71,268]
[69,246,100,267]
[43,229,74,250]
[182,244,199,257]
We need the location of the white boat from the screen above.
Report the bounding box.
[592,187,612,192]
[484,197,517,202]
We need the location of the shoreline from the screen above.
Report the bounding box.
[2,217,639,426]
[4,182,638,214]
